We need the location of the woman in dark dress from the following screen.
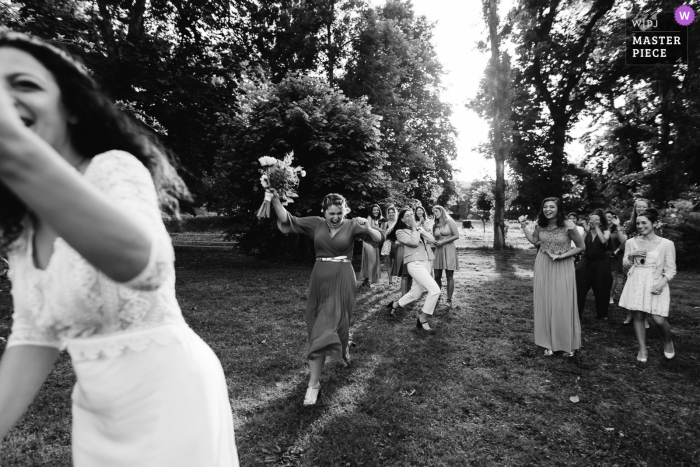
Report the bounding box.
[575,209,613,320]
[605,210,627,304]
[270,191,384,405]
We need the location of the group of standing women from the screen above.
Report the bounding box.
[358,203,460,305]
[522,197,677,363]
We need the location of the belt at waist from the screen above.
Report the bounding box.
[316,256,350,263]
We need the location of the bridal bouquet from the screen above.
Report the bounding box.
[256,152,306,218]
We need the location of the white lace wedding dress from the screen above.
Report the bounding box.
[6,151,238,466]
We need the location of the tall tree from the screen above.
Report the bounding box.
[513,0,615,199]
[469,0,513,249]
[341,0,457,208]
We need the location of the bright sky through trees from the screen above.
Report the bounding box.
[368,0,587,182]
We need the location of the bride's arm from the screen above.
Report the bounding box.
[0,89,152,283]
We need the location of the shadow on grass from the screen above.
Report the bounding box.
[1,248,699,466]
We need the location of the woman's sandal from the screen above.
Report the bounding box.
[543,349,553,357]
[303,385,321,406]
[416,318,431,331]
[385,301,399,317]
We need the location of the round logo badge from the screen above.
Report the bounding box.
[675,5,695,26]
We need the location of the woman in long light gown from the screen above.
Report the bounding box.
[270,191,383,405]
[522,198,585,357]
[619,209,677,363]
[358,204,383,288]
[380,205,398,284]
[0,32,238,466]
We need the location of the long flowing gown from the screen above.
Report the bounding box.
[358,217,382,283]
[533,220,581,353]
[278,215,381,362]
[6,151,238,467]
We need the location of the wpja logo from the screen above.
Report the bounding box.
[625,10,689,65]
[630,12,658,31]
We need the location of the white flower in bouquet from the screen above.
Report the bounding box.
[258,156,277,167]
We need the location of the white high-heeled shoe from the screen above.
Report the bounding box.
[303,385,321,406]
[664,342,675,360]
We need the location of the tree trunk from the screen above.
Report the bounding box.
[486,0,507,250]
[127,0,148,43]
[96,0,119,59]
[550,112,568,199]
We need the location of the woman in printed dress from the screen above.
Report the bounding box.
[270,191,384,405]
[358,204,383,288]
[431,206,460,307]
[0,32,237,465]
[522,198,585,357]
[619,209,676,362]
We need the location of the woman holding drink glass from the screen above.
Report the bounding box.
[618,209,676,362]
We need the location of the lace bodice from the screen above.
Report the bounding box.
[537,220,577,255]
[6,151,185,360]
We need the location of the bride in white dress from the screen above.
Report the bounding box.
[0,32,238,466]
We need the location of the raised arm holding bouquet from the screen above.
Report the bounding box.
[256,152,305,218]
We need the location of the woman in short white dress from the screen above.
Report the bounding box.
[0,32,238,466]
[619,209,677,363]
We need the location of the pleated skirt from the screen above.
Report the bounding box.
[533,250,581,353]
[70,325,238,467]
[306,261,356,362]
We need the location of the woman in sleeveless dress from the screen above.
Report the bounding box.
[270,191,384,405]
[358,204,383,287]
[0,32,238,465]
[431,206,460,307]
[575,209,612,320]
[619,209,676,362]
[522,198,585,357]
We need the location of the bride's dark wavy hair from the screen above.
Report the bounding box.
[537,197,566,228]
[0,30,191,252]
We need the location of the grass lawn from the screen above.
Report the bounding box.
[1,244,699,466]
